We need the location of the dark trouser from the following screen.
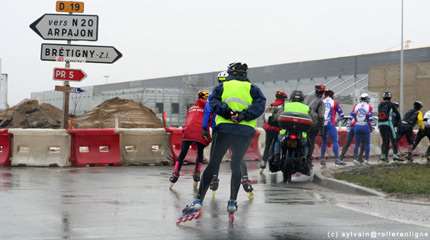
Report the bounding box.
[197,132,252,202]
[354,125,371,161]
[340,129,355,160]
[262,130,278,163]
[307,125,321,161]
[208,132,250,181]
[175,141,205,173]
[412,127,430,156]
[379,125,398,157]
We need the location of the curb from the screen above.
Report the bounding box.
[313,171,386,197]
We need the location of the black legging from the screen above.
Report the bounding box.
[379,125,398,156]
[176,141,205,173]
[307,125,321,161]
[262,130,278,163]
[197,131,252,201]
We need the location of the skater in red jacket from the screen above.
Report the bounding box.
[169,90,211,189]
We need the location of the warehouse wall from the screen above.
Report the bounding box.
[368,61,430,111]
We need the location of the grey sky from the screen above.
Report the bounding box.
[1,0,430,104]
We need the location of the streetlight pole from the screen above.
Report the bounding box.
[400,0,405,115]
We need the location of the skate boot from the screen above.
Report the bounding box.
[169,162,180,189]
[227,199,238,223]
[176,199,203,224]
[393,153,404,162]
[192,163,202,190]
[259,160,266,174]
[335,159,346,166]
[352,158,361,166]
[209,176,219,198]
[241,177,254,200]
[380,154,388,163]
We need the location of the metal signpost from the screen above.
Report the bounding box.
[30,1,122,129]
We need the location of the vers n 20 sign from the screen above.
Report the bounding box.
[30,14,98,41]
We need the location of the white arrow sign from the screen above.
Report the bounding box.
[41,43,122,64]
[30,14,98,41]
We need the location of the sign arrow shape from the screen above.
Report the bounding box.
[53,68,87,81]
[41,43,122,64]
[30,14,98,41]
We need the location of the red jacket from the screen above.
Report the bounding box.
[182,99,211,145]
[263,98,285,132]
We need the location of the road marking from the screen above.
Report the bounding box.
[336,203,430,228]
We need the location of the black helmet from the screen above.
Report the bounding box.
[414,101,423,110]
[290,90,305,102]
[227,62,248,78]
[324,90,334,98]
[393,101,399,108]
[383,91,392,100]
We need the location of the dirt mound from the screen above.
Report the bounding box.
[0,100,63,128]
[75,97,162,128]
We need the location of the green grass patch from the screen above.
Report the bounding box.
[334,164,430,195]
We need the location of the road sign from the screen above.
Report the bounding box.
[56,1,84,13]
[55,85,84,93]
[30,14,98,41]
[53,68,86,81]
[55,85,71,92]
[41,43,123,64]
[70,87,85,93]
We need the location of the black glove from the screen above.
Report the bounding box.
[231,112,246,123]
[202,128,210,140]
[219,104,235,119]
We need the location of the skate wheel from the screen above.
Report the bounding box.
[248,192,254,200]
[185,215,193,221]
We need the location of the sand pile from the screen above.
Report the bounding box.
[75,97,162,128]
[0,100,63,128]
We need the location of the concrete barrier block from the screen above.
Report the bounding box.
[118,128,169,165]
[9,129,71,167]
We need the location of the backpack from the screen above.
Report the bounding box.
[403,109,418,126]
[378,102,391,121]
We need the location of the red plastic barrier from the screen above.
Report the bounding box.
[312,128,355,158]
[0,129,11,166]
[165,127,200,164]
[69,128,121,167]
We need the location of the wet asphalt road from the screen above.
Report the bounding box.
[0,162,428,240]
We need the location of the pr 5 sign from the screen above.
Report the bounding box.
[53,68,86,81]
